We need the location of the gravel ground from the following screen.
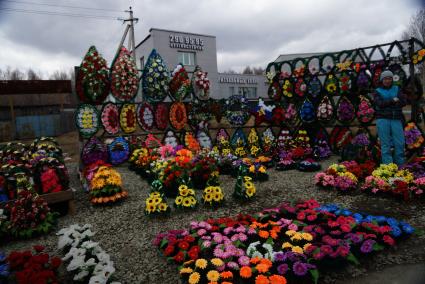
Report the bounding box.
[1,156,425,284]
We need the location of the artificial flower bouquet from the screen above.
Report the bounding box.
[190,155,218,190]
[142,49,170,102]
[233,167,257,201]
[192,66,210,100]
[3,190,58,239]
[315,163,358,191]
[297,159,321,172]
[145,191,170,216]
[174,185,198,210]
[404,122,425,151]
[244,158,268,181]
[202,185,225,207]
[154,199,415,284]
[217,153,238,175]
[340,132,374,163]
[275,158,297,171]
[57,224,118,283]
[110,47,139,102]
[89,165,128,205]
[356,95,375,123]
[7,245,62,284]
[128,147,159,179]
[32,157,69,195]
[169,64,192,101]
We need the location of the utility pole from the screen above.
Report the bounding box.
[116,7,139,62]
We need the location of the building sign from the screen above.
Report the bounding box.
[169,34,204,51]
[219,77,258,84]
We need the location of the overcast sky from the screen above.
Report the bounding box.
[0,0,422,77]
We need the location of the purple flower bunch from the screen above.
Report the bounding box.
[351,133,370,147]
[273,251,316,276]
[337,98,355,122]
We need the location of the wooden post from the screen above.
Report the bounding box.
[8,96,16,140]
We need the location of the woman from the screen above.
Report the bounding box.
[373,70,407,166]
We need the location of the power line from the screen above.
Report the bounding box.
[2,0,122,13]
[0,7,121,20]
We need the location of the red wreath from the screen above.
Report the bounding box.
[155,103,169,130]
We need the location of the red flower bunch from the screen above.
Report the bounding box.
[162,234,199,263]
[291,147,306,160]
[4,191,55,238]
[8,245,61,284]
[359,161,376,178]
[40,168,62,193]
[392,180,410,201]
[272,107,285,125]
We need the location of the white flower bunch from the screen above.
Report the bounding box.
[57,224,120,284]
[246,241,275,261]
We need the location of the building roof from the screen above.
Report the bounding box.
[0,80,72,95]
[135,27,216,49]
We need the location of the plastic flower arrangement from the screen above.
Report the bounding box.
[142,49,169,102]
[169,64,192,101]
[404,122,424,150]
[324,74,338,95]
[225,95,250,126]
[145,191,170,216]
[294,77,307,98]
[192,65,210,100]
[137,103,155,131]
[202,186,225,207]
[356,96,375,123]
[184,132,201,153]
[107,137,130,165]
[7,246,62,284]
[252,98,275,125]
[412,48,425,64]
[282,78,294,98]
[248,128,261,157]
[315,163,358,191]
[246,160,268,181]
[372,163,399,182]
[119,103,137,133]
[299,99,315,123]
[261,128,276,156]
[175,185,197,210]
[338,71,352,95]
[75,104,99,138]
[356,67,371,90]
[89,165,128,204]
[4,190,58,239]
[57,224,117,283]
[155,103,169,130]
[170,102,188,131]
[316,96,334,121]
[101,103,120,134]
[337,97,355,123]
[307,75,322,98]
[233,167,256,200]
[75,46,110,104]
[110,46,139,101]
[190,155,218,190]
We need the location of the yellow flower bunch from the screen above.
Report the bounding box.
[282,80,293,97]
[235,147,247,157]
[372,163,398,181]
[394,169,414,184]
[336,60,352,71]
[282,242,312,254]
[337,171,358,183]
[175,185,197,208]
[81,110,94,128]
[203,186,224,205]
[248,129,259,144]
[412,49,425,64]
[243,176,256,197]
[211,146,220,155]
[145,191,169,214]
[328,163,346,173]
[221,148,232,156]
[91,166,122,190]
[250,145,260,157]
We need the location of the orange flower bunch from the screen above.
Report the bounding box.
[250,220,282,240]
[90,165,128,204]
[170,102,188,131]
[184,133,201,153]
[240,257,287,284]
[175,149,193,167]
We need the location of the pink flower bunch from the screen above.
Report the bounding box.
[334,175,357,191]
[356,96,375,123]
[361,176,389,194]
[314,172,336,187]
[284,103,297,120]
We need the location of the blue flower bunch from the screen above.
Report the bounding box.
[108,137,130,165]
[299,100,315,123]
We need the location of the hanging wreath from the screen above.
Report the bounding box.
[294,77,307,99]
[299,98,316,123]
[187,99,212,125]
[216,128,230,146]
[307,75,322,99]
[261,128,276,155]
[251,98,275,125]
[169,64,192,101]
[337,97,356,124]
[268,81,281,101]
[120,103,137,133]
[101,103,120,135]
[316,96,334,122]
[163,130,180,149]
[355,67,371,91]
[169,102,187,131]
[110,46,139,102]
[356,95,375,124]
[155,103,169,130]
[324,73,339,96]
[389,64,406,87]
[142,49,170,102]
[313,128,331,160]
[137,103,155,131]
[225,95,250,126]
[196,123,212,149]
[76,46,110,104]
[75,104,99,138]
[192,65,210,100]
[81,137,108,166]
[108,137,130,165]
[281,78,294,99]
[284,103,298,127]
[338,71,353,95]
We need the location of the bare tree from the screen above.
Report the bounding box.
[403,8,425,88]
[242,66,254,75]
[26,68,42,80]
[253,67,265,75]
[49,70,70,80]
[9,68,25,80]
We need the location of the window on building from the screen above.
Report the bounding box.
[178,52,196,66]
[140,56,144,70]
[239,87,257,99]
